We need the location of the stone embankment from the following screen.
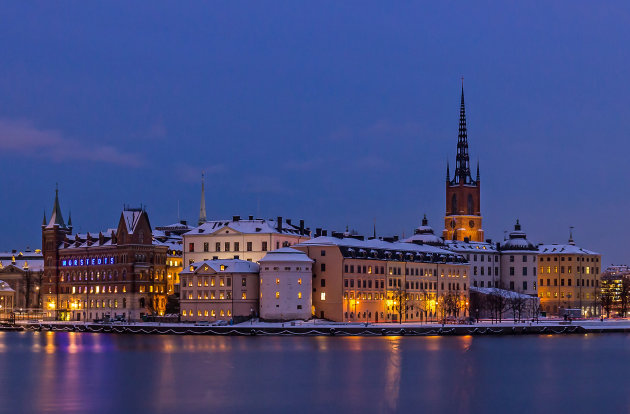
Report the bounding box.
[14,321,630,336]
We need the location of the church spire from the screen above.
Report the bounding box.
[476,160,480,182]
[446,160,450,182]
[198,172,207,226]
[42,210,47,227]
[453,79,473,185]
[46,184,66,229]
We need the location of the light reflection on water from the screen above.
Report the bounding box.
[1,332,630,413]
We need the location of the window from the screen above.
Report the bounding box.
[510,255,514,262]
[275,291,280,299]
[225,242,230,252]
[298,292,302,299]
[215,242,221,252]
[241,292,247,300]
[321,279,326,287]
[246,242,252,251]
[321,250,326,256]
[298,278,302,285]
[188,243,195,252]
[262,241,268,251]
[510,267,515,276]
[276,278,280,284]
[321,263,326,272]
[203,242,209,252]
[320,292,326,301]
[242,277,246,286]
[523,267,527,276]
[234,242,239,251]
[523,281,528,291]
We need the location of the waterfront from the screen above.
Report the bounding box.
[0,332,628,413]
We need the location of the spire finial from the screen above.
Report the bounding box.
[47,185,66,229]
[68,210,72,227]
[476,159,480,182]
[446,160,450,182]
[42,210,47,226]
[198,172,207,226]
[422,214,428,226]
[373,218,376,238]
[454,79,472,184]
[569,226,575,245]
[514,219,521,231]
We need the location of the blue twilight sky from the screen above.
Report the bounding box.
[0,2,628,265]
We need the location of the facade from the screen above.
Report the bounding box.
[294,236,469,323]
[42,189,168,321]
[259,248,313,321]
[443,85,484,242]
[498,220,538,295]
[600,265,630,317]
[0,249,44,309]
[154,222,191,296]
[402,215,444,246]
[183,216,310,265]
[179,259,259,322]
[537,237,601,316]
[0,280,15,314]
[444,240,499,290]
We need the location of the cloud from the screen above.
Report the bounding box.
[0,118,144,167]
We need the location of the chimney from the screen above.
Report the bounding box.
[180,220,187,225]
[299,220,305,234]
[249,215,254,220]
[277,216,282,232]
[233,215,240,222]
[286,219,292,226]
[315,228,321,237]
[323,230,328,236]
[486,239,492,244]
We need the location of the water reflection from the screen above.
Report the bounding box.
[2,333,630,413]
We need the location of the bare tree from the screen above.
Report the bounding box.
[528,298,541,323]
[487,289,508,323]
[601,288,614,318]
[507,292,527,323]
[620,277,630,317]
[389,286,413,324]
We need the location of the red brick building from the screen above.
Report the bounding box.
[42,189,168,321]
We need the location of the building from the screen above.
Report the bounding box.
[294,235,469,323]
[259,247,313,321]
[402,215,444,246]
[600,265,630,317]
[443,84,484,242]
[154,221,192,296]
[41,188,168,321]
[498,220,538,295]
[179,259,259,322]
[0,280,15,315]
[444,239,499,290]
[183,216,310,265]
[0,249,44,309]
[537,234,601,316]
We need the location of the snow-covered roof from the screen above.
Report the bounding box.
[0,280,14,293]
[499,220,537,252]
[259,247,313,263]
[538,244,599,255]
[122,210,142,234]
[470,287,536,300]
[181,259,260,274]
[296,236,465,264]
[402,215,444,246]
[186,218,308,237]
[444,240,497,253]
[0,251,44,272]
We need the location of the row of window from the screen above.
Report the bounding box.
[539,278,598,287]
[539,266,598,275]
[182,309,232,317]
[539,291,594,299]
[540,256,599,262]
[182,290,236,300]
[181,276,232,288]
[190,240,294,253]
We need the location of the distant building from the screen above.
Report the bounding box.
[179,259,259,322]
[41,188,168,321]
[600,265,630,317]
[259,248,313,321]
[294,235,469,323]
[154,221,192,296]
[402,215,444,246]
[443,85,484,243]
[183,216,310,265]
[444,239,499,290]
[498,220,538,296]
[0,280,15,314]
[537,234,601,317]
[0,249,44,309]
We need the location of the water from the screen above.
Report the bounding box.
[1,331,629,413]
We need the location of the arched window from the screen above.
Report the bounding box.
[467,194,474,215]
[451,194,457,214]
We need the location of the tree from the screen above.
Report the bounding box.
[620,277,630,317]
[487,289,508,323]
[389,286,413,324]
[601,288,614,318]
[528,298,541,323]
[507,291,527,323]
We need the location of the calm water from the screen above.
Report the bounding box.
[0,331,629,413]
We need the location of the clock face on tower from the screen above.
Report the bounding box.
[469,220,475,228]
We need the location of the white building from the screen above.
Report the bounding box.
[498,220,538,295]
[259,247,313,321]
[444,240,499,289]
[183,216,310,265]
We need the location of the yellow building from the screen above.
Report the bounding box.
[294,235,470,323]
[537,238,601,317]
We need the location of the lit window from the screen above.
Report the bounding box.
[298,292,302,299]
[298,278,302,285]
[197,310,202,316]
[211,278,215,287]
[220,265,225,271]
[276,278,280,284]
[211,310,216,317]
[220,279,225,287]
[182,310,187,316]
[189,265,194,271]
[204,310,208,316]
[321,292,326,301]
[241,292,247,300]
[220,310,225,317]
[275,292,280,299]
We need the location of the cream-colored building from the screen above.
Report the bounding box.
[0,280,15,315]
[294,236,469,323]
[179,259,259,322]
[259,248,313,321]
[537,238,601,316]
[183,216,310,265]
[498,220,538,296]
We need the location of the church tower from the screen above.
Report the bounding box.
[443,83,484,242]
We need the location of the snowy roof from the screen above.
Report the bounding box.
[45,189,67,229]
[444,240,497,253]
[499,221,537,251]
[122,210,142,234]
[0,251,44,272]
[538,244,599,255]
[186,218,309,237]
[181,259,260,274]
[0,281,14,293]
[470,287,536,300]
[296,236,465,264]
[259,247,313,263]
[402,233,444,245]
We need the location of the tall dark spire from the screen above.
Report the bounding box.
[452,79,475,185]
[46,184,66,229]
[446,161,450,182]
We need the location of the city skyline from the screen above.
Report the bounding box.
[1,2,628,265]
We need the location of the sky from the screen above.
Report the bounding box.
[0,2,629,266]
